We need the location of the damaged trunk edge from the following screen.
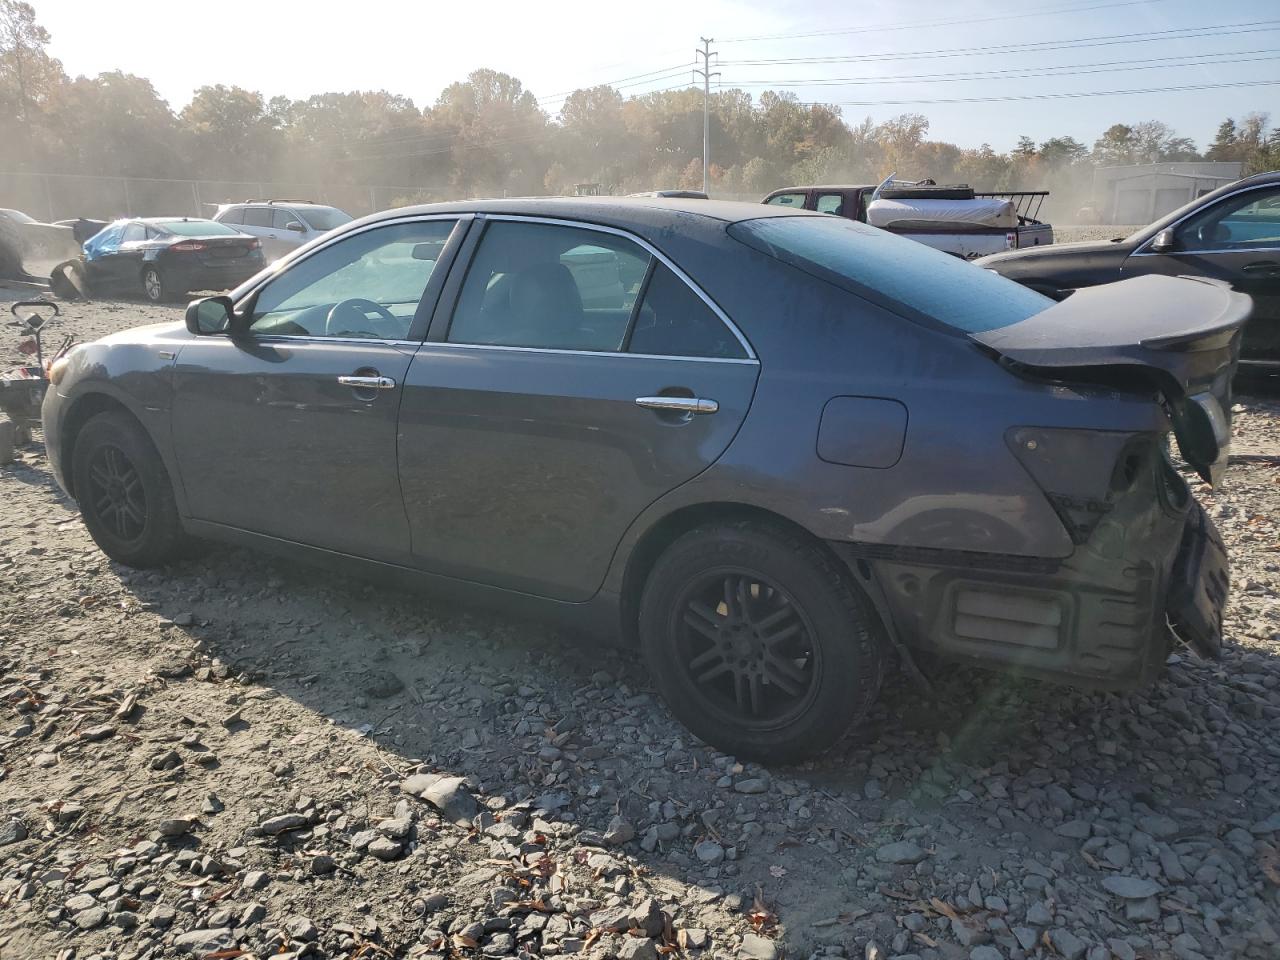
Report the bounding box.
[971,273,1250,484]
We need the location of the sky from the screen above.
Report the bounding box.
[31,0,1280,153]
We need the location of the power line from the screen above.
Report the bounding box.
[720,0,1175,44]
[719,19,1280,66]
[799,77,1280,107]
[536,62,694,102]
[728,49,1280,87]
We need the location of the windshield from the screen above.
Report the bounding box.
[157,219,241,237]
[297,206,353,231]
[729,215,1051,333]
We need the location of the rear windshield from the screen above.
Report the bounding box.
[728,215,1051,333]
[156,219,240,237]
[296,207,352,231]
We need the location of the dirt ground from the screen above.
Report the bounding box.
[2,293,1279,960]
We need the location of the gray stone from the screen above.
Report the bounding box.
[72,906,108,930]
[174,927,233,953]
[1012,928,1039,952]
[681,929,709,950]
[240,902,267,926]
[310,854,337,874]
[378,815,413,840]
[0,820,27,846]
[147,905,176,929]
[242,870,269,890]
[1124,896,1160,923]
[367,836,403,861]
[740,933,779,960]
[65,893,97,912]
[1055,820,1092,839]
[1102,876,1162,899]
[286,916,319,942]
[1140,815,1179,839]
[1026,902,1053,926]
[619,938,660,960]
[363,668,404,698]
[1107,939,1136,960]
[876,840,928,864]
[156,818,192,837]
[694,840,725,865]
[970,948,1003,960]
[604,816,636,846]
[734,778,770,794]
[1048,929,1087,960]
[951,918,991,947]
[112,910,139,929]
[483,933,515,956]
[260,813,308,834]
[401,773,478,827]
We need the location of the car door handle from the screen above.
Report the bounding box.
[338,375,396,390]
[1242,261,1280,274]
[635,396,718,415]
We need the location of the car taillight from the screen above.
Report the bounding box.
[171,241,206,252]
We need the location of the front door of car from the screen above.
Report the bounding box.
[398,217,760,602]
[1122,184,1280,364]
[169,217,462,561]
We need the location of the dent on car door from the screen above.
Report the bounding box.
[1124,185,1280,363]
[169,217,462,560]
[398,217,760,602]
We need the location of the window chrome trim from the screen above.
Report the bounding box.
[240,334,424,348]
[1130,243,1280,258]
[1131,184,1280,256]
[471,213,757,360]
[417,340,759,365]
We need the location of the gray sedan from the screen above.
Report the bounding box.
[42,198,1243,762]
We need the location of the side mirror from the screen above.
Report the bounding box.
[185,296,235,336]
[285,221,306,233]
[1150,228,1176,253]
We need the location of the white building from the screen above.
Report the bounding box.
[1092,161,1244,224]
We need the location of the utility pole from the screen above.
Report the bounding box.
[694,37,720,195]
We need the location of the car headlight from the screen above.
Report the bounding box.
[48,346,81,386]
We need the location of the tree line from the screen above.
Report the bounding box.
[2,0,1277,218]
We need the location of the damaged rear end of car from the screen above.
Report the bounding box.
[899,273,1244,683]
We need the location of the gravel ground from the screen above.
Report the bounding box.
[2,294,1279,960]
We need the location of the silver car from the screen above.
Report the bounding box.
[212,199,352,261]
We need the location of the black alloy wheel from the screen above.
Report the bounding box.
[85,443,148,543]
[675,570,821,728]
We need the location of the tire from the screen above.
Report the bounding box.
[72,411,189,567]
[141,265,166,303]
[639,520,886,763]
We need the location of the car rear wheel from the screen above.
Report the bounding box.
[72,411,190,567]
[639,520,885,763]
[141,266,166,303]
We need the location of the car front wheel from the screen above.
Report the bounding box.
[72,411,190,567]
[639,520,885,763]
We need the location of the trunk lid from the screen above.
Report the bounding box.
[971,274,1249,484]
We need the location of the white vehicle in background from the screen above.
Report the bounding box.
[211,199,353,261]
[763,176,1054,259]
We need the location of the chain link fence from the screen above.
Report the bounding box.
[0,172,448,222]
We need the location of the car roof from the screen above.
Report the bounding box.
[353,196,820,232]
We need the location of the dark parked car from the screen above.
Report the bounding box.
[979,170,1280,373]
[79,217,265,303]
[43,199,1241,761]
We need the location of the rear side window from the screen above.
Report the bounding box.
[628,264,746,359]
[729,215,1051,333]
[121,223,146,242]
[243,207,272,228]
[220,207,243,224]
[815,193,845,215]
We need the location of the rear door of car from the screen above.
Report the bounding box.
[240,206,281,258]
[1122,183,1280,365]
[397,215,760,602]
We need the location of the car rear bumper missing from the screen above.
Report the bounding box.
[831,460,1227,690]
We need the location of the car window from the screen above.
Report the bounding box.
[729,215,1052,334]
[766,192,807,208]
[272,209,301,230]
[627,264,747,359]
[296,206,353,231]
[448,221,650,351]
[243,207,273,228]
[158,219,241,237]
[84,224,124,257]
[220,207,243,225]
[815,193,845,215]
[248,219,457,340]
[1175,187,1280,252]
[121,223,146,243]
